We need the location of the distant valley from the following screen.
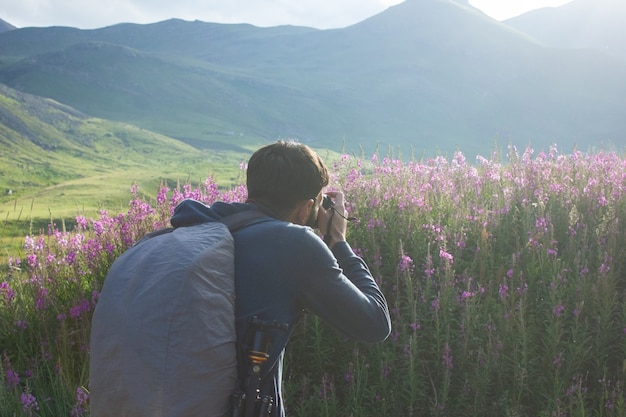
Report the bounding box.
[0,83,245,221]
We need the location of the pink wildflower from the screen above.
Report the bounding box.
[439,249,453,263]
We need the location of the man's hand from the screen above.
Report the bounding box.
[317,191,348,249]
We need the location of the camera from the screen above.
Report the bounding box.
[311,195,333,230]
[322,195,334,210]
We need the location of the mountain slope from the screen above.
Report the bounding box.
[0,18,15,33]
[505,0,626,60]
[0,83,243,218]
[0,0,625,156]
[282,0,626,151]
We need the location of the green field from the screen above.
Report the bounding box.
[1,148,625,416]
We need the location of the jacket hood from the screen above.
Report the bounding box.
[170,200,252,228]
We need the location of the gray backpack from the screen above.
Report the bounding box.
[89,211,265,417]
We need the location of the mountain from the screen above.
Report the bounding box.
[0,18,16,33]
[0,0,625,157]
[505,0,626,60]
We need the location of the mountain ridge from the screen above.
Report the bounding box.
[0,18,15,33]
[505,0,626,60]
[1,0,625,157]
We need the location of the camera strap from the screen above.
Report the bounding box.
[323,209,335,245]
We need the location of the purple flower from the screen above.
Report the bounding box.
[21,392,39,414]
[535,217,548,233]
[65,251,77,265]
[439,249,453,263]
[70,299,91,319]
[599,263,611,274]
[461,291,473,300]
[105,242,116,254]
[498,284,509,300]
[5,368,20,388]
[75,215,89,230]
[156,185,169,205]
[553,304,565,317]
[35,287,49,311]
[92,221,105,236]
[398,255,414,274]
[0,282,15,304]
[23,235,35,250]
[26,253,38,269]
[71,386,90,417]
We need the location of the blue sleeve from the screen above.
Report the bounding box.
[295,235,391,343]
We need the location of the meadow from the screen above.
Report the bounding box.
[1,144,625,416]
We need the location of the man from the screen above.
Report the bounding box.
[91,140,390,417]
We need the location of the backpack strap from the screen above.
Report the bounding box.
[135,209,270,248]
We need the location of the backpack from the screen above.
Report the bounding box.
[89,210,267,417]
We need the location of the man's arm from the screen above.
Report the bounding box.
[333,241,391,342]
[312,191,391,341]
[296,232,391,344]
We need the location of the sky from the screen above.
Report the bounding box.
[1,0,574,30]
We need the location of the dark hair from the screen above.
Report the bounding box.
[247,141,329,217]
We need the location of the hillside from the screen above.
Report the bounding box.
[0,0,625,156]
[0,83,248,220]
[505,0,626,60]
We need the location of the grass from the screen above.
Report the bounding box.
[1,145,625,416]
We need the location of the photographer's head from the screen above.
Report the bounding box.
[247,141,329,224]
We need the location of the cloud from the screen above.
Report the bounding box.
[1,0,142,28]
